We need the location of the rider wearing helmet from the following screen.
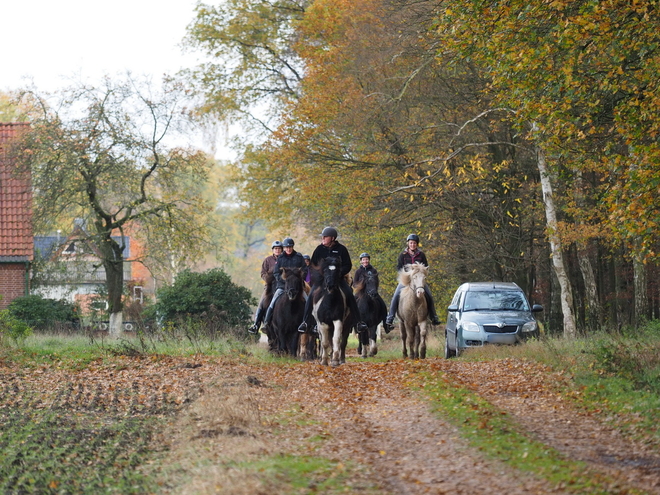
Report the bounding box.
[385,234,441,331]
[302,254,312,284]
[262,240,283,281]
[260,237,306,328]
[249,240,284,334]
[297,227,368,334]
[352,252,389,333]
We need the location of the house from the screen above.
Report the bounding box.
[32,222,133,308]
[0,123,32,309]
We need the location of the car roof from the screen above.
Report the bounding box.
[459,282,522,291]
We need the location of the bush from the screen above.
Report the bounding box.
[7,295,78,330]
[0,309,33,344]
[153,268,257,328]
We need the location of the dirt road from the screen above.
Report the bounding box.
[159,353,660,494]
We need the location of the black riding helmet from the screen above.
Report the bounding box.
[321,226,338,238]
[407,234,420,243]
[282,237,295,247]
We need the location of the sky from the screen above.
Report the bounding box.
[2,0,200,91]
[1,0,241,158]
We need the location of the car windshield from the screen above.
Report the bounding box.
[462,290,529,311]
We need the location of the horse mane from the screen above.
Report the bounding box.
[353,279,366,295]
[310,263,323,287]
[398,262,428,286]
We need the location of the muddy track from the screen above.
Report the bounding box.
[163,354,660,494]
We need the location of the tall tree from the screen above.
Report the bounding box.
[13,77,213,336]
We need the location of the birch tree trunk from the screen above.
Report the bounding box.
[633,248,648,326]
[536,146,577,338]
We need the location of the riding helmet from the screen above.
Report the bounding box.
[321,226,338,238]
[406,234,420,243]
[282,237,295,247]
[271,240,283,249]
[303,254,310,260]
[359,252,370,260]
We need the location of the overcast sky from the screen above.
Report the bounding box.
[2,0,200,92]
[1,0,242,158]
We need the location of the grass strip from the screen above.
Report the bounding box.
[238,454,382,494]
[416,371,642,495]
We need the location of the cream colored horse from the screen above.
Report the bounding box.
[397,263,430,359]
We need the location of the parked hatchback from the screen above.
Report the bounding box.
[444,282,543,358]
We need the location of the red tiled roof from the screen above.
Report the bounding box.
[0,123,33,261]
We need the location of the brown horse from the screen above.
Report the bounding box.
[397,263,430,359]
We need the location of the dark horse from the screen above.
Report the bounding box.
[270,267,306,356]
[311,256,353,366]
[354,272,388,358]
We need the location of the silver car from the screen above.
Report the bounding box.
[444,282,543,358]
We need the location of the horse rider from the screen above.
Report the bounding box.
[248,240,283,334]
[297,227,368,334]
[302,254,312,284]
[385,234,441,332]
[353,252,389,333]
[262,237,306,328]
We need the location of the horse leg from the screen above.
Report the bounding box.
[318,324,331,366]
[331,321,343,366]
[419,321,428,359]
[407,324,417,359]
[400,322,408,358]
[299,332,309,361]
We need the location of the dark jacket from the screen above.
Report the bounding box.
[396,248,428,271]
[353,264,380,290]
[311,241,352,277]
[273,250,305,289]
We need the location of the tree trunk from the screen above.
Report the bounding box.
[577,243,601,331]
[99,234,125,338]
[572,170,601,331]
[633,249,648,327]
[536,146,577,338]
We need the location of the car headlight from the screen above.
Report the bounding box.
[462,321,480,333]
[522,321,537,333]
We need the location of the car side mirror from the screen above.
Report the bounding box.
[532,304,544,313]
[448,304,459,312]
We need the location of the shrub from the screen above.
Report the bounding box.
[7,295,78,330]
[0,309,33,344]
[153,268,257,328]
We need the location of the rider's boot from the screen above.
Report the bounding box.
[385,315,395,333]
[248,307,264,334]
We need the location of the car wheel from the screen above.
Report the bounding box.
[444,332,455,359]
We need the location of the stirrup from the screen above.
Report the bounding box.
[298,321,307,333]
[248,324,259,335]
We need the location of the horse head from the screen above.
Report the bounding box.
[364,272,379,299]
[400,263,428,298]
[281,267,303,300]
[321,256,342,290]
